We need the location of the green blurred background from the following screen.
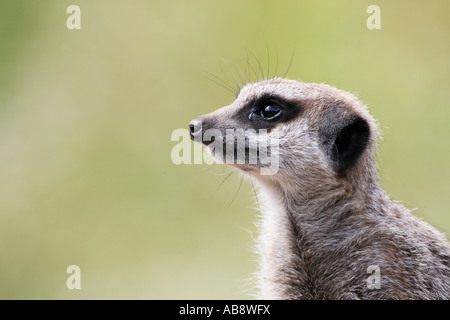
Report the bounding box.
[0,0,449,299]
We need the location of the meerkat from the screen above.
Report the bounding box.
[189,77,450,299]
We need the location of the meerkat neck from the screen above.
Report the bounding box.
[256,169,388,299]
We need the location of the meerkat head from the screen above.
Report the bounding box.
[190,78,378,196]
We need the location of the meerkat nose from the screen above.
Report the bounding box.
[189,119,202,142]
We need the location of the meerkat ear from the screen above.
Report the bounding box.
[330,117,370,173]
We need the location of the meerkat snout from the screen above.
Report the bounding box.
[190,77,376,180]
[189,77,450,299]
[188,119,202,143]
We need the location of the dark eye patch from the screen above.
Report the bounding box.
[235,94,301,130]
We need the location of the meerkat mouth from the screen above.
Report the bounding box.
[201,130,279,175]
[189,122,280,175]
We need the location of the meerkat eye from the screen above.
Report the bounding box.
[260,105,281,120]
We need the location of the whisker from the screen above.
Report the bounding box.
[216,170,235,191]
[282,47,296,78]
[266,44,270,80]
[274,45,279,78]
[204,70,237,96]
[226,59,247,93]
[244,57,250,85]
[246,49,259,82]
[250,52,264,81]
[221,58,243,95]
[228,173,244,208]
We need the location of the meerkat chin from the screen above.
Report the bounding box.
[189,77,450,300]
